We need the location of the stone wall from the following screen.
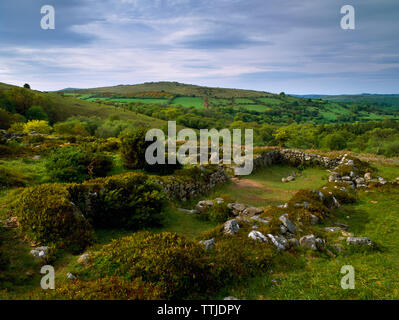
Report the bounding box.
[253,148,341,171]
[155,165,229,201]
[158,149,341,201]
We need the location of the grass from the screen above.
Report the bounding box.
[171,97,204,109]
[215,186,399,300]
[30,92,167,129]
[0,158,51,186]
[209,165,328,207]
[0,157,397,300]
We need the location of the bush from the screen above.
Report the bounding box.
[68,173,165,229]
[46,146,113,183]
[380,140,399,157]
[0,110,16,130]
[7,122,25,133]
[95,120,134,138]
[201,202,232,223]
[26,106,48,121]
[84,232,212,299]
[13,184,94,253]
[321,133,347,150]
[53,121,90,137]
[23,120,52,134]
[120,128,151,169]
[144,156,182,175]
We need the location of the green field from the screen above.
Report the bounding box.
[171,97,204,109]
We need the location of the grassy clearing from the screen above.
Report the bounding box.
[209,165,327,207]
[215,186,399,300]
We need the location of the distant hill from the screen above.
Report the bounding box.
[70,81,276,98]
[58,82,399,123]
[294,94,399,110]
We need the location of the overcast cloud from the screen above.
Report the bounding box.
[0,0,398,94]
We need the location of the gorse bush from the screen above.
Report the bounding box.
[84,232,212,299]
[23,120,52,134]
[46,145,113,183]
[68,173,165,229]
[13,184,94,253]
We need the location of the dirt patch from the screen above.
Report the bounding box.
[232,178,264,189]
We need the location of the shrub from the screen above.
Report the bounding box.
[46,146,113,183]
[95,120,134,138]
[68,173,165,229]
[0,110,15,130]
[201,202,232,223]
[321,133,347,150]
[99,138,120,152]
[0,94,16,114]
[13,184,94,253]
[144,156,182,175]
[87,151,114,178]
[53,121,90,137]
[120,128,151,169]
[209,235,274,286]
[84,232,212,299]
[26,106,48,121]
[23,120,52,134]
[7,122,25,133]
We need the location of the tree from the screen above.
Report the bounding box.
[5,87,34,115]
[26,105,48,121]
[321,133,347,151]
[23,83,31,89]
[0,94,16,113]
[121,128,152,169]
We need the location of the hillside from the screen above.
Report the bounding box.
[297,94,399,110]
[61,82,399,124]
[0,83,165,129]
[70,81,275,98]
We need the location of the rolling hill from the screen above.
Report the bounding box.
[59,82,399,123]
[0,82,166,129]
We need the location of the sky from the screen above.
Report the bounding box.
[0,0,398,94]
